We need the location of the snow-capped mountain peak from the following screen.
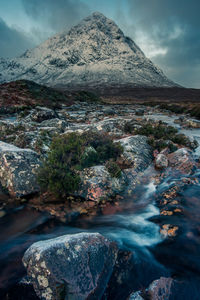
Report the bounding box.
[0,12,176,89]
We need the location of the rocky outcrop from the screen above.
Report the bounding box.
[78,165,127,202]
[23,232,118,300]
[0,142,41,197]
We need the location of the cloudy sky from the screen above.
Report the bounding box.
[0,0,199,88]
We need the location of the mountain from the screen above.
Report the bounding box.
[0,12,177,90]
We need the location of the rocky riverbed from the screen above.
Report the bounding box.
[1,100,200,299]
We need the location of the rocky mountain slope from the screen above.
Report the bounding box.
[0,12,176,89]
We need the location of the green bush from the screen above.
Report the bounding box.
[81,131,123,163]
[80,146,99,169]
[137,122,195,151]
[37,133,83,196]
[136,123,178,140]
[148,138,168,152]
[159,104,186,114]
[124,122,134,134]
[106,160,122,178]
[37,131,123,197]
[189,106,200,119]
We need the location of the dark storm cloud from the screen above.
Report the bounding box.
[22,0,90,32]
[0,17,34,58]
[127,0,200,87]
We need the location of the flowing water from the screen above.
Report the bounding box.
[1,112,200,299]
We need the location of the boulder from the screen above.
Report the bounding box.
[155,154,168,169]
[185,119,200,129]
[78,165,127,202]
[39,119,68,132]
[117,136,153,192]
[118,135,153,171]
[0,141,41,197]
[23,232,118,300]
[95,117,125,136]
[147,277,174,300]
[168,148,196,174]
[30,108,57,123]
[129,277,174,300]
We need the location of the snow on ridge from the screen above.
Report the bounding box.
[0,12,176,88]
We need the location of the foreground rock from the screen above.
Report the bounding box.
[0,141,41,197]
[23,232,118,300]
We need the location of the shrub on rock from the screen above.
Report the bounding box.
[106,160,122,178]
[37,132,123,198]
[136,122,197,151]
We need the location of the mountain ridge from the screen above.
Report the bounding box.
[0,12,177,89]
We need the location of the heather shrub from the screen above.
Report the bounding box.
[136,123,196,151]
[106,160,122,178]
[37,131,123,197]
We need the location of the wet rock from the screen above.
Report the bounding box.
[129,291,144,300]
[147,277,174,299]
[104,250,135,300]
[168,148,195,174]
[117,136,153,191]
[78,165,127,202]
[155,154,168,169]
[185,119,200,129]
[174,116,186,125]
[129,277,174,300]
[160,224,179,238]
[0,141,41,197]
[118,135,153,171]
[23,232,118,300]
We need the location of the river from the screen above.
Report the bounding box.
[0,111,200,299]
